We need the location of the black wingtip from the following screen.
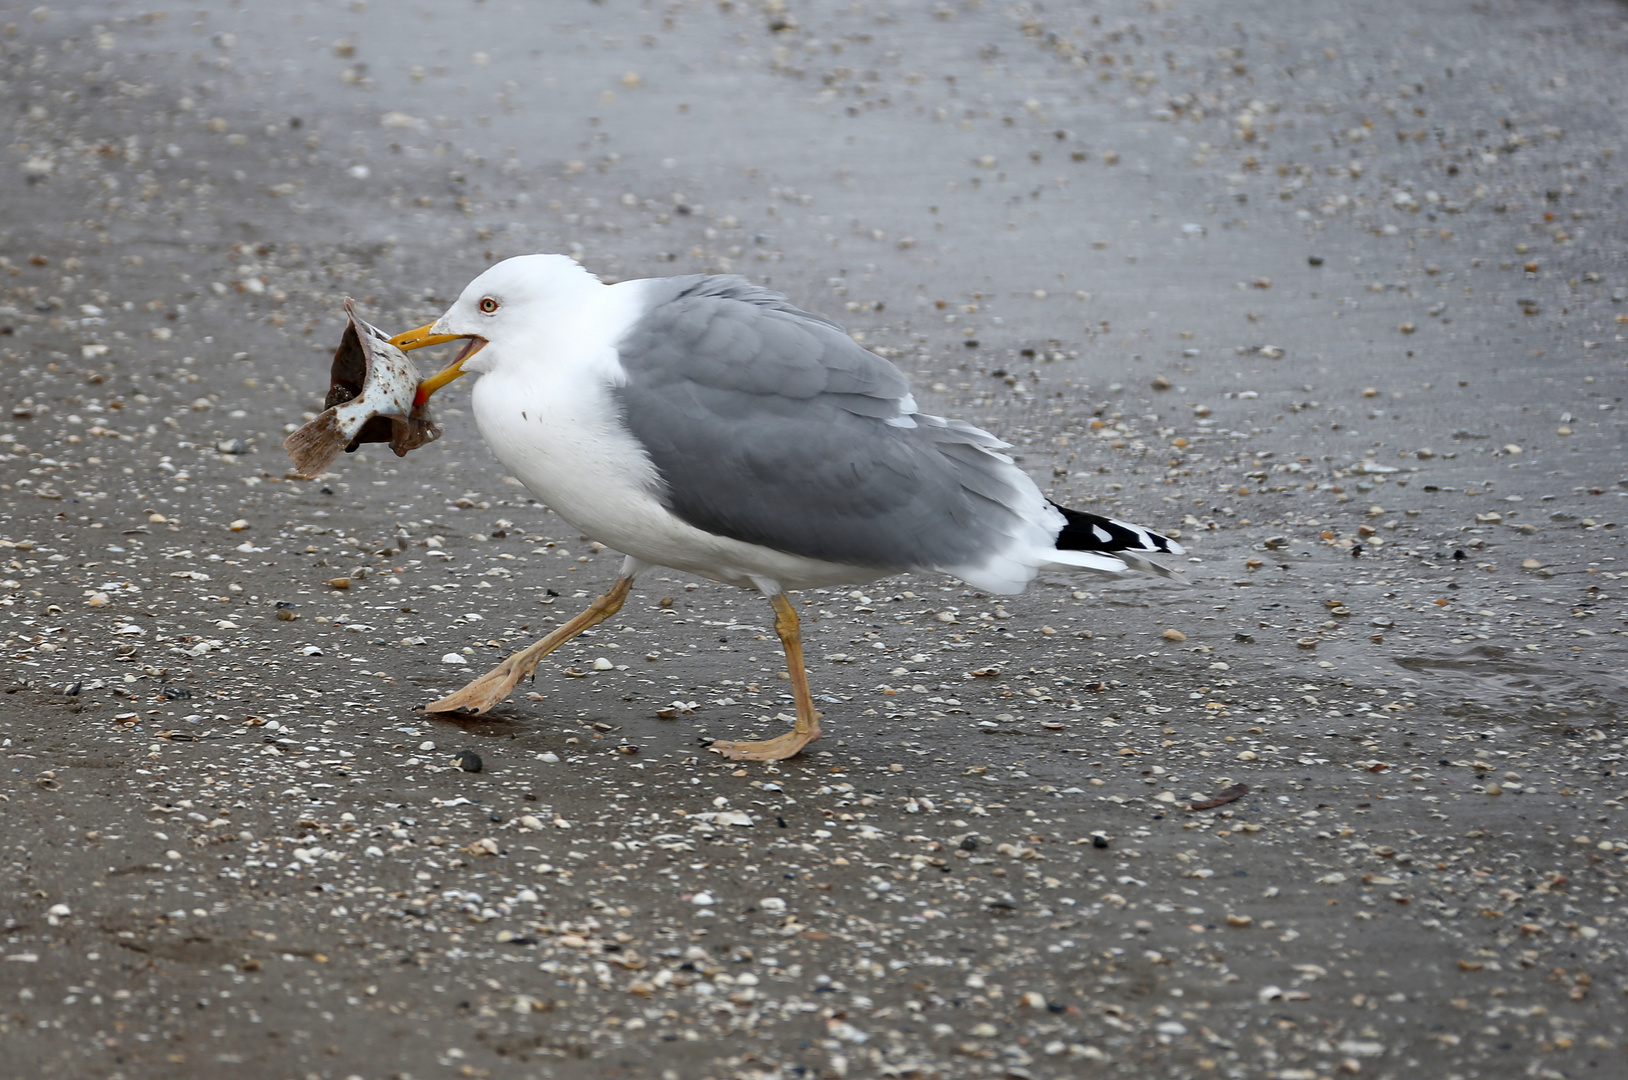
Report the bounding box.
[1050,501,1184,556]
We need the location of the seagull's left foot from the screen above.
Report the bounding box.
[424,660,529,715]
[421,574,634,716]
[707,719,822,762]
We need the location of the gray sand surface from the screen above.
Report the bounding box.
[2,2,1623,1077]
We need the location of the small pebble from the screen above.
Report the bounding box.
[1162,628,1186,642]
[453,750,482,773]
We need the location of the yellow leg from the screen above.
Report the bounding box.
[709,593,824,761]
[424,575,634,715]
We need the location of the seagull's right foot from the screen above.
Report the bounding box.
[706,719,822,762]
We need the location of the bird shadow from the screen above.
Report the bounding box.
[424,711,527,738]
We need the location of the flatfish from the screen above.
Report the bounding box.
[283,299,443,478]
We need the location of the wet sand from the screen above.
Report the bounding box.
[1,2,1624,1077]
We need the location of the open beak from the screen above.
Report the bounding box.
[389,322,486,406]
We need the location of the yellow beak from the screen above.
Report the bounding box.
[388,323,463,351]
[390,322,482,406]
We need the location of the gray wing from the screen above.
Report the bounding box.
[614,276,1036,571]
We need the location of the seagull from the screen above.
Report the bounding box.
[390,254,1183,761]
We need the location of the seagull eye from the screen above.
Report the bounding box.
[478,297,499,314]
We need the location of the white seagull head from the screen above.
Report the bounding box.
[390,253,603,402]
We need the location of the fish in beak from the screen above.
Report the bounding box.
[283,301,446,478]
